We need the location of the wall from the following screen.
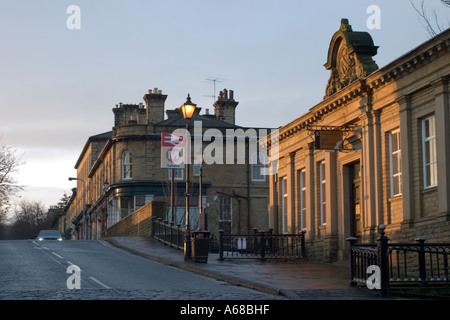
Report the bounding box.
[102,201,166,237]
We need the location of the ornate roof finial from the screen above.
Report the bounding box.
[323,19,378,99]
[339,18,353,32]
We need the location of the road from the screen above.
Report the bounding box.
[0,239,280,300]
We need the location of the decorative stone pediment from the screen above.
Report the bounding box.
[324,19,379,99]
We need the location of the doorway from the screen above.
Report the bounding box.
[348,162,362,242]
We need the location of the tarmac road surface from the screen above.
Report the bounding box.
[0,239,282,300]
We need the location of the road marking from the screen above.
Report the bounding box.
[66,261,81,271]
[89,277,111,289]
[32,244,50,250]
[99,240,114,249]
[52,252,64,259]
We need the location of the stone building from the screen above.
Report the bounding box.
[266,20,450,262]
[63,88,272,241]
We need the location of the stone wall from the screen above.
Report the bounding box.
[386,217,450,244]
[102,201,166,237]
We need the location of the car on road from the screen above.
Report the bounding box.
[36,230,63,241]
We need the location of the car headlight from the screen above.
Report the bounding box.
[38,237,44,241]
[57,238,63,241]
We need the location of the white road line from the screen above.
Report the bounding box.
[66,261,81,270]
[89,277,111,289]
[99,240,114,248]
[52,252,64,259]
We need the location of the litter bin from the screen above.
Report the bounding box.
[191,230,210,263]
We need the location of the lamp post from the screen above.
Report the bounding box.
[102,180,110,237]
[181,94,196,261]
[68,177,88,240]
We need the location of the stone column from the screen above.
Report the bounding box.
[268,172,278,233]
[305,142,316,240]
[433,77,450,216]
[372,109,383,229]
[398,94,415,222]
[359,97,382,240]
[325,150,337,235]
[287,152,296,233]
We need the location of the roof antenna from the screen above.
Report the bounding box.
[203,77,225,104]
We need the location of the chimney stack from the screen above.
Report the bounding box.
[143,88,167,124]
[112,103,145,127]
[214,88,238,124]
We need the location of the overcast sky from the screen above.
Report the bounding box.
[0,0,448,208]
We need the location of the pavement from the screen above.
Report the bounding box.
[106,236,393,300]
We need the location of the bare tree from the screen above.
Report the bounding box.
[0,142,24,225]
[410,0,450,37]
[11,199,50,239]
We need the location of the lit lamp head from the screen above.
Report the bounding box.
[181,94,196,120]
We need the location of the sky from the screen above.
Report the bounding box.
[0,0,449,209]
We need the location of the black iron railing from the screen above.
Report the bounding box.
[348,224,450,297]
[218,229,306,260]
[152,217,184,250]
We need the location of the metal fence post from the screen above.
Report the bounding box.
[377,224,389,297]
[152,217,156,237]
[346,236,357,286]
[169,221,174,247]
[260,231,266,260]
[415,236,427,286]
[219,230,224,261]
[267,229,273,254]
[300,230,307,258]
[177,224,182,249]
[253,228,258,256]
[164,220,168,244]
[157,218,162,239]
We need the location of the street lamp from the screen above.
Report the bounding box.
[68,177,88,240]
[181,94,196,261]
[181,94,196,120]
[101,180,110,237]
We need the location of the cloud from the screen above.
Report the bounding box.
[16,185,72,208]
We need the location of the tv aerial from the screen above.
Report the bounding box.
[203,77,225,103]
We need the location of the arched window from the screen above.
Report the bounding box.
[122,150,132,180]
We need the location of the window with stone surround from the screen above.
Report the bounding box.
[281,177,288,233]
[422,115,438,189]
[121,150,132,180]
[298,169,307,230]
[319,161,326,226]
[251,152,267,182]
[219,197,232,234]
[389,129,402,197]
